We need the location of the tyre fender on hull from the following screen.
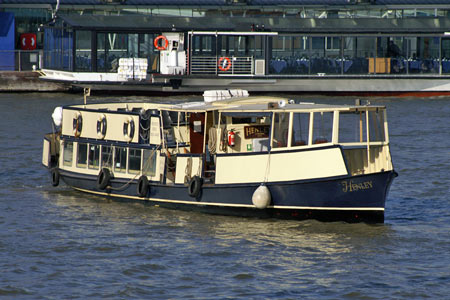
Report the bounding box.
[51,168,60,187]
[137,175,149,197]
[97,168,111,190]
[188,176,203,198]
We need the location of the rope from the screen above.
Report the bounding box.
[185,156,192,181]
[107,145,160,191]
[220,127,228,152]
[208,127,217,154]
[263,150,271,183]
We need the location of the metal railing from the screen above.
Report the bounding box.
[0,50,43,71]
[190,56,253,75]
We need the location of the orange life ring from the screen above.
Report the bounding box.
[154,35,168,51]
[218,57,231,71]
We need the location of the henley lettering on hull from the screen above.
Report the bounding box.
[43,90,397,223]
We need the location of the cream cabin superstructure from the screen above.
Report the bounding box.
[47,97,393,185]
[43,93,396,223]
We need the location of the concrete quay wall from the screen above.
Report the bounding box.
[0,71,69,92]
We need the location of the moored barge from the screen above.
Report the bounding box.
[43,90,397,223]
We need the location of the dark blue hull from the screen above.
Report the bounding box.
[56,169,396,223]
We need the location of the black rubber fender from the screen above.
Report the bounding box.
[97,168,111,190]
[51,168,60,187]
[188,176,203,198]
[137,175,149,197]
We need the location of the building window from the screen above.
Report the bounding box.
[75,30,92,72]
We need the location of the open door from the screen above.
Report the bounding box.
[189,113,205,154]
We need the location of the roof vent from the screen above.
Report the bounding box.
[102,0,125,4]
[203,89,249,103]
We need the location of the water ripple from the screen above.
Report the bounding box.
[0,94,449,299]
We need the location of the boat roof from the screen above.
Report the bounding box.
[67,96,385,113]
[157,96,385,112]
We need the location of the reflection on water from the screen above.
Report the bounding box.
[0,93,449,299]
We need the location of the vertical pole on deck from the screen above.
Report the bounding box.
[201,111,208,178]
[366,108,371,172]
[356,99,363,142]
[202,111,208,154]
[359,112,363,142]
[332,110,339,144]
[83,87,90,106]
[176,112,180,153]
[287,112,293,147]
[308,112,314,146]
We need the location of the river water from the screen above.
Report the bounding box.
[0,92,449,299]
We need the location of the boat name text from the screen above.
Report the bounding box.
[341,180,373,193]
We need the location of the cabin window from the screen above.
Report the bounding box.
[312,112,333,144]
[63,141,73,167]
[76,143,88,168]
[114,147,127,173]
[88,144,100,170]
[161,110,176,145]
[272,113,290,148]
[338,111,368,143]
[128,148,141,175]
[101,145,112,168]
[232,117,254,124]
[142,149,157,177]
[291,113,309,147]
[368,110,386,142]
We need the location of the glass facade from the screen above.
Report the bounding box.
[75,30,91,72]
[44,26,73,71]
[268,35,445,76]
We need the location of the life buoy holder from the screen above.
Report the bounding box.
[96,113,107,139]
[154,35,169,51]
[218,57,231,72]
[72,111,83,138]
[123,116,135,142]
[97,168,111,190]
[188,176,203,198]
[137,175,149,198]
[51,168,60,187]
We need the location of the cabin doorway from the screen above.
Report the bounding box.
[189,113,205,154]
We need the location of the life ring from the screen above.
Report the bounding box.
[188,175,202,198]
[154,35,169,51]
[123,116,135,142]
[51,168,60,187]
[137,175,149,197]
[218,57,231,72]
[96,113,107,139]
[72,111,83,137]
[97,168,111,190]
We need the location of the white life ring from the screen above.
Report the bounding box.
[72,111,82,137]
[97,113,107,139]
[123,116,135,142]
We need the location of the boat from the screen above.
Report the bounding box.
[42,90,397,223]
